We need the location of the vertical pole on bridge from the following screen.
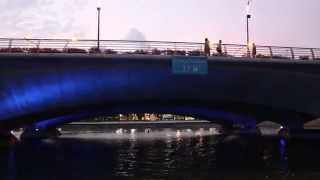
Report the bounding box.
[97,7,101,52]
[269,46,273,59]
[37,40,41,53]
[311,48,315,60]
[8,39,12,52]
[223,45,228,55]
[290,48,295,60]
[246,14,251,57]
[246,0,252,58]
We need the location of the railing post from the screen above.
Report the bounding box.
[37,40,41,53]
[64,40,70,50]
[269,46,273,59]
[223,45,227,56]
[37,40,40,48]
[311,48,315,60]
[247,45,251,58]
[290,48,295,60]
[8,39,13,52]
[174,42,177,56]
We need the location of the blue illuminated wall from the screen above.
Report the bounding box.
[0,54,319,129]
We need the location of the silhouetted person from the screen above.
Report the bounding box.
[204,38,211,56]
[216,40,223,55]
[252,43,257,58]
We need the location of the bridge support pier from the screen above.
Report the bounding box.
[20,127,61,141]
[0,131,19,148]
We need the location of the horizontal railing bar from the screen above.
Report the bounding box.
[1,38,319,49]
[0,38,203,45]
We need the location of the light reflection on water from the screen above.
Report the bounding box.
[61,127,220,141]
[109,131,216,179]
[1,132,320,180]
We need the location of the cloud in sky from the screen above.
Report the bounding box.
[124,28,146,41]
[0,0,319,47]
[0,0,89,38]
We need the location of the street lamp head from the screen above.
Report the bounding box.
[246,0,253,17]
[97,0,102,9]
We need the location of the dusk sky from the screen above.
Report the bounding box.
[0,0,319,47]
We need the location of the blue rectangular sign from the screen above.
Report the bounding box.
[172,56,208,75]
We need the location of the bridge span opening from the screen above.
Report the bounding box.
[4,103,314,141]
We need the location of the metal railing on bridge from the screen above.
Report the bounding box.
[0,38,319,60]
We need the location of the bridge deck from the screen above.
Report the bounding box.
[1,53,320,65]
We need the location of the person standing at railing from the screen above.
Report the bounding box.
[252,43,257,58]
[216,40,223,56]
[204,38,211,56]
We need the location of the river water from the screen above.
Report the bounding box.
[1,131,320,180]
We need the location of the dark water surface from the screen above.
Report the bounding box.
[1,133,320,180]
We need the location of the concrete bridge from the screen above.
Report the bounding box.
[1,53,320,132]
[0,38,320,141]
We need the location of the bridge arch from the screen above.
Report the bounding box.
[0,54,318,131]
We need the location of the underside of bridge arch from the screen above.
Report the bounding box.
[1,102,313,133]
[2,103,257,130]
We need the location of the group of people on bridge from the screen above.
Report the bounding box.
[204,38,257,58]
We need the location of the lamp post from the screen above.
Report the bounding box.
[246,13,251,56]
[246,14,251,47]
[97,6,101,52]
[246,0,252,57]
